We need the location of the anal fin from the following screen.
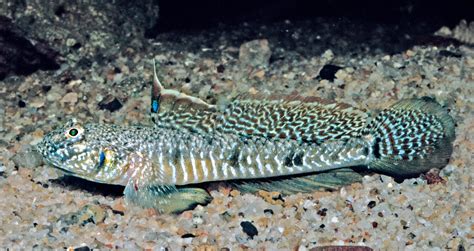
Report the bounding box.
[232,168,364,195]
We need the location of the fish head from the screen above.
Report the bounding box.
[37,118,132,185]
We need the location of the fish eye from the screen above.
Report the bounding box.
[64,125,84,139]
[69,128,79,136]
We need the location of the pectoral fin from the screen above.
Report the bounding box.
[124,183,212,214]
[123,152,212,213]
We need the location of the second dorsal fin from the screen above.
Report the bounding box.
[217,97,368,143]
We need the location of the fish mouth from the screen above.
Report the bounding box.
[52,165,75,175]
[41,159,76,175]
[38,153,75,175]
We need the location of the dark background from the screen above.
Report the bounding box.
[147,0,474,36]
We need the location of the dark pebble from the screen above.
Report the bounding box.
[42,85,52,92]
[439,50,462,58]
[98,97,123,112]
[371,221,378,228]
[71,42,82,50]
[35,181,49,188]
[181,233,196,238]
[318,64,343,81]
[217,64,225,73]
[272,193,285,202]
[59,227,68,234]
[18,100,26,108]
[111,209,124,216]
[317,208,328,217]
[54,5,67,17]
[73,246,91,251]
[311,246,373,251]
[367,201,376,209]
[240,221,258,239]
[263,209,274,215]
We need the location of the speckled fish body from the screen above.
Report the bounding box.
[37,63,456,213]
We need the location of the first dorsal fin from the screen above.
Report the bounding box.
[150,60,219,132]
[151,59,216,114]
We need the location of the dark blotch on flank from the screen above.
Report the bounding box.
[293,152,303,166]
[228,147,240,166]
[373,137,381,158]
[284,150,295,167]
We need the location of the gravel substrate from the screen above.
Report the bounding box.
[0,11,473,250]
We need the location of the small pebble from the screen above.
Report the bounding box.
[60,92,79,104]
[239,39,272,68]
[66,38,77,47]
[12,146,43,169]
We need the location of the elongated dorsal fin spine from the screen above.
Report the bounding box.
[150,59,215,110]
[151,59,162,113]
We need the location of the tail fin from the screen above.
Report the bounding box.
[366,97,455,177]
